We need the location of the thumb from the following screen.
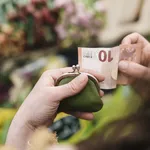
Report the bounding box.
[54,74,88,101]
[119,60,150,80]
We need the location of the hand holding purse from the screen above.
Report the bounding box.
[56,65,103,112]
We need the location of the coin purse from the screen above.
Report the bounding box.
[56,65,103,112]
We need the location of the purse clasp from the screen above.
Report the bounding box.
[71,64,80,74]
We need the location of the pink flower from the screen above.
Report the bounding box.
[94,0,107,13]
[70,15,78,25]
[55,24,67,39]
[75,3,93,27]
[65,2,76,14]
[54,0,73,8]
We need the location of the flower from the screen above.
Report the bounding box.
[55,24,67,39]
[94,0,107,13]
[1,24,14,35]
[54,0,73,8]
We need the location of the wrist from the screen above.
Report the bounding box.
[6,109,35,150]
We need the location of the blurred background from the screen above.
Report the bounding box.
[0,0,149,145]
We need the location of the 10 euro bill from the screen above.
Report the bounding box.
[78,44,142,89]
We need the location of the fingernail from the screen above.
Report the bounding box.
[119,61,128,70]
[77,74,88,83]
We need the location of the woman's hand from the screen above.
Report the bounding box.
[6,67,104,150]
[118,33,150,100]
[119,32,150,82]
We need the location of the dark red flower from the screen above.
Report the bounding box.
[42,7,56,24]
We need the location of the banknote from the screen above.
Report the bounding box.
[78,47,120,89]
[78,44,143,89]
[117,43,143,85]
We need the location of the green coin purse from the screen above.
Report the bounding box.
[56,65,103,112]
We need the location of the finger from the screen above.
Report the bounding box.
[40,67,104,87]
[119,60,150,80]
[48,67,105,84]
[39,67,73,86]
[53,74,88,100]
[100,90,104,97]
[80,68,105,82]
[66,112,94,120]
[122,33,149,46]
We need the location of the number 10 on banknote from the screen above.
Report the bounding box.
[78,47,120,89]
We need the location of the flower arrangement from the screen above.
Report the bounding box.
[54,0,106,48]
[0,24,25,57]
[0,0,105,57]
[0,0,59,57]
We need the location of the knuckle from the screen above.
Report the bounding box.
[132,32,139,36]
[122,36,129,42]
[42,70,50,77]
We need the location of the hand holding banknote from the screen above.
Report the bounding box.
[119,33,150,101]
[78,33,150,89]
[78,45,143,89]
[119,33,150,83]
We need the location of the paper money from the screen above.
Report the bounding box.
[78,47,120,89]
[78,44,143,89]
[117,43,143,85]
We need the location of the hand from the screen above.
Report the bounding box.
[118,32,150,83]
[118,33,150,101]
[6,67,104,150]
[17,67,104,126]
